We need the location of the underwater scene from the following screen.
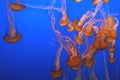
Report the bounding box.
[0,0,120,80]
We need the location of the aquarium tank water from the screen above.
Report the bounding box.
[0,0,120,80]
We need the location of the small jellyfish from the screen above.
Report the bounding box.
[60,15,70,27]
[107,15,115,28]
[60,0,69,27]
[103,0,110,4]
[51,69,63,79]
[4,33,22,44]
[10,0,26,11]
[74,34,84,45]
[108,46,115,53]
[84,26,94,37]
[72,0,82,3]
[84,58,94,68]
[4,1,22,44]
[108,57,116,63]
[73,20,82,32]
[67,23,74,32]
[92,0,101,5]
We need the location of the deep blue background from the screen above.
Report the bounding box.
[0,0,120,80]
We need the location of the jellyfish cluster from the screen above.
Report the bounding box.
[3,0,119,80]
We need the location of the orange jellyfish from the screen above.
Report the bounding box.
[62,37,82,69]
[84,26,94,37]
[84,57,94,68]
[51,48,63,79]
[92,0,101,5]
[74,34,84,45]
[72,0,82,3]
[108,46,115,53]
[103,0,110,4]
[4,2,22,44]
[107,15,115,28]
[108,52,116,63]
[59,0,69,27]
[109,56,116,63]
[51,69,63,79]
[93,39,107,50]
[10,0,25,11]
[67,23,74,32]
[73,20,82,32]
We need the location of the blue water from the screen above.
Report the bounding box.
[0,0,120,80]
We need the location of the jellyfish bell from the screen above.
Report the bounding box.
[84,26,94,37]
[107,15,115,28]
[51,69,62,79]
[60,15,70,27]
[3,33,22,44]
[93,40,107,50]
[99,41,107,50]
[108,46,115,53]
[72,0,82,3]
[109,57,116,63]
[74,35,84,45]
[66,56,82,68]
[88,45,98,54]
[92,0,101,5]
[73,20,82,32]
[67,23,74,32]
[93,40,100,49]
[10,2,26,11]
[103,0,110,4]
[84,58,94,68]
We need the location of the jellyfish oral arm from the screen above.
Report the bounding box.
[55,44,63,70]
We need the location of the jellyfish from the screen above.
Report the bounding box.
[74,34,84,45]
[51,45,63,79]
[67,23,75,32]
[107,15,115,28]
[72,0,82,3]
[84,58,94,68]
[61,36,82,69]
[4,0,22,44]
[103,0,110,4]
[109,57,116,63]
[59,0,70,27]
[92,0,102,5]
[10,0,26,11]
[73,20,82,32]
[84,26,94,37]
